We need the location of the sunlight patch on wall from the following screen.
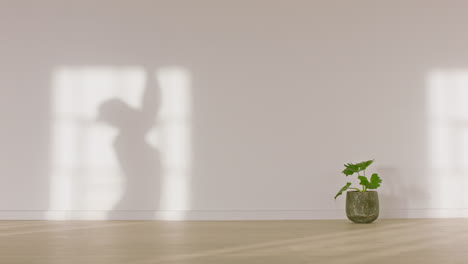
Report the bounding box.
[427,70,468,210]
[49,65,193,220]
[49,66,145,219]
[154,67,192,220]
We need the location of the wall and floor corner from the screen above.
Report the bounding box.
[1,0,468,220]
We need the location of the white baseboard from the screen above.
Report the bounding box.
[1,209,468,220]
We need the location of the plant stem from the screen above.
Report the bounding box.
[361,170,367,192]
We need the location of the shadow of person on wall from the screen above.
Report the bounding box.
[97,75,161,219]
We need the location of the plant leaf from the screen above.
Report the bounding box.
[334,182,352,199]
[358,173,382,189]
[342,160,374,176]
[342,163,360,176]
[368,173,382,189]
[358,176,370,187]
[356,159,374,171]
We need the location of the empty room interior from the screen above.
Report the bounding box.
[2,0,468,263]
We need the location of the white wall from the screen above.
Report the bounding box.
[1,0,468,220]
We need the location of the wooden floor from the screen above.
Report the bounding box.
[1,219,468,263]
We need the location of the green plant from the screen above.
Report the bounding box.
[334,159,382,199]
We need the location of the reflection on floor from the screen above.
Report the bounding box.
[0,219,467,264]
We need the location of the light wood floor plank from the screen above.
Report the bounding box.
[0,219,467,264]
